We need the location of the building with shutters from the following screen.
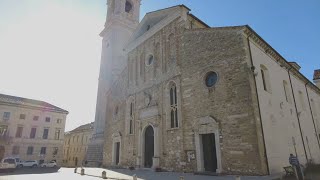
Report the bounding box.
[0,93,68,165]
[63,122,93,167]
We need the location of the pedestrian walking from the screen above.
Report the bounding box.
[289,154,304,180]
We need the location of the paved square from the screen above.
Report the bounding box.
[0,168,280,180]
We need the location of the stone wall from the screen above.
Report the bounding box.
[179,27,267,175]
[103,18,185,169]
[102,14,269,174]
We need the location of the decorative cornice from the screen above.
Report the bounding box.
[243,26,320,95]
[0,101,69,114]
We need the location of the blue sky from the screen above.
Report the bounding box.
[0,0,319,130]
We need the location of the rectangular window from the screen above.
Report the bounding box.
[283,81,291,103]
[30,127,37,139]
[20,114,26,120]
[45,117,50,122]
[27,146,33,155]
[43,128,49,139]
[299,91,306,110]
[57,119,62,123]
[261,69,267,91]
[0,125,8,136]
[33,116,39,121]
[311,99,317,117]
[53,147,58,155]
[15,126,23,138]
[12,146,20,155]
[3,112,10,120]
[40,147,46,155]
[54,129,60,140]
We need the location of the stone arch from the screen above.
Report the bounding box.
[125,0,134,13]
[138,123,160,169]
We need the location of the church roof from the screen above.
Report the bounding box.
[145,4,190,15]
[131,5,186,40]
[0,93,68,114]
[126,5,192,52]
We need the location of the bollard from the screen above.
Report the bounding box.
[179,176,184,180]
[102,171,107,179]
[235,176,241,180]
[74,167,77,173]
[81,168,85,175]
[132,174,137,180]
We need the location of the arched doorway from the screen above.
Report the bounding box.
[144,126,154,168]
[0,146,5,160]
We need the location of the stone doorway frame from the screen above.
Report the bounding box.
[193,116,222,173]
[111,132,122,166]
[137,123,160,169]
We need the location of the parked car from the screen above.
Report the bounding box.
[19,160,38,168]
[40,160,57,168]
[0,157,16,172]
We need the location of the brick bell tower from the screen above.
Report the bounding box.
[86,0,141,166]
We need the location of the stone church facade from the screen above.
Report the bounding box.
[91,0,320,175]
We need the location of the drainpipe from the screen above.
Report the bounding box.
[304,82,320,151]
[287,69,309,163]
[246,34,270,175]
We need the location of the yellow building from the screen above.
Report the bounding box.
[63,122,93,167]
[0,93,68,165]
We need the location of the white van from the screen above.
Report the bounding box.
[0,157,16,172]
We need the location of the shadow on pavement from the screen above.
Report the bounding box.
[0,167,61,175]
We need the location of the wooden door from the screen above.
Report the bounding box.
[202,133,217,172]
[144,126,154,168]
[115,142,120,165]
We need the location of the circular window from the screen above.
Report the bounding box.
[147,55,154,65]
[205,72,218,87]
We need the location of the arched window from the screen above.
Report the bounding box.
[283,80,291,103]
[125,0,133,13]
[170,83,178,128]
[146,54,154,66]
[129,102,134,134]
[260,65,271,93]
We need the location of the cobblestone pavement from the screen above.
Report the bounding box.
[0,167,281,180]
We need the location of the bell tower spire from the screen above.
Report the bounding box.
[86,0,141,166]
